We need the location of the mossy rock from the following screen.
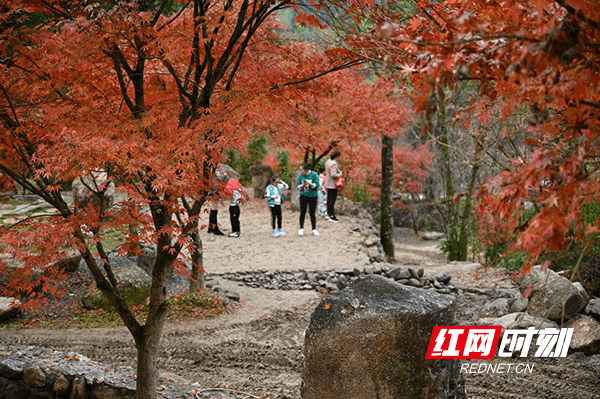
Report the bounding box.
[82,264,151,310]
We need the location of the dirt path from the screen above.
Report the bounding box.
[200,198,369,273]
[2,197,599,398]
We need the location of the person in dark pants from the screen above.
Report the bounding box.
[297,163,320,236]
[324,150,342,222]
[225,174,244,237]
[264,174,289,237]
[207,169,226,235]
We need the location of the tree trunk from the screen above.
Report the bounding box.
[189,226,205,292]
[135,330,160,399]
[436,88,460,261]
[380,134,395,262]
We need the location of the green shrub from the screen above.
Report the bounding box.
[276,150,293,184]
[82,284,151,311]
[347,183,372,203]
[226,133,269,186]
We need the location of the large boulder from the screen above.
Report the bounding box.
[249,164,273,199]
[0,297,20,320]
[302,274,464,399]
[219,163,240,181]
[565,315,600,355]
[137,244,156,276]
[520,266,588,321]
[290,169,301,211]
[72,170,117,209]
[81,264,151,310]
[54,251,82,273]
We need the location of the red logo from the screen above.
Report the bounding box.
[425,326,502,359]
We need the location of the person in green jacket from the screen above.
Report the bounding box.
[297,163,320,236]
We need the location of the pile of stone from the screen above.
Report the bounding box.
[0,346,244,399]
[341,199,445,264]
[215,264,456,295]
[474,265,600,355]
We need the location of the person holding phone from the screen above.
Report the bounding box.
[297,163,320,236]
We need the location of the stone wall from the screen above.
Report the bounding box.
[0,346,136,399]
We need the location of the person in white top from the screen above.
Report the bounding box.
[264,174,289,237]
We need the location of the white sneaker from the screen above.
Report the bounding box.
[298,228,304,236]
[312,229,320,236]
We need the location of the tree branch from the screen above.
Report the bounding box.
[554,0,600,30]
[270,59,365,89]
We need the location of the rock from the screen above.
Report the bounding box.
[219,163,240,181]
[53,373,70,396]
[4,381,30,399]
[249,164,274,199]
[565,315,600,355]
[422,231,445,240]
[573,282,590,303]
[364,234,379,247]
[70,377,88,399]
[336,274,349,290]
[408,278,423,287]
[408,267,420,280]
[225,291,241,302]
[302,274,464,399]
[509,295,529,313]
[23,366,46,388]
[0,297,20,320]
[0,359,23,379]
[585,298,600,321]
[521,266,588,321]
[90,385,122,399]
[0,254,27,287]
[477,312,558,330]
[388,266,411,280]
[364,266,375,274]
[479,298,510,318]
[367,246,383,263]
[82,264,151,310]
[72,170,117,209]
[372,264,383,275]
[432,271,451,284]
[137,244,156,276]
[54,252,82,272]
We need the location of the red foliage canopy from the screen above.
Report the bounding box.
[316,0,600,265]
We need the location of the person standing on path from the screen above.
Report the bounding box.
[297,163,320,236]
[264,174,289,237]
[317,166,327,217]
[225,174,245,237]
[324,150,342,222]
[207,168,226,235]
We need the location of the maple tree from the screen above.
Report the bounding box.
[309,0,600,267]
[0,1,396,398]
